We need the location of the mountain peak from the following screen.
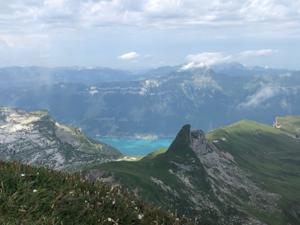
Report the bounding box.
[174,124,191,144]
[167,124,208,156]
[166,124,191,153]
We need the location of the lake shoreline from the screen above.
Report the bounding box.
[97,136,173,156]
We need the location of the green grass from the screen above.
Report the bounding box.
[142,148,167,160]
[92,152,207,214]
[86,118,300,225]
[0,160,184,225]
[85,126,221,224]
[276,115,300,137]
[207,119,300,225]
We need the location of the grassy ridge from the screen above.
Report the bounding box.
[0,161,183,225]
[89,118,300,225]
[89,126,229,225]
[276,115,300,137]
[207,120,300,225]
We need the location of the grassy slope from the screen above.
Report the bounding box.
[276,115,300,137]
[0,161,183,225]
[89,126,221,224]
[207,120,300,225]
[96,149,211,217]
[97,155,199,215]
[89,118,300,225]
[142,148,167,160]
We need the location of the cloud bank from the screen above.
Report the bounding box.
[182,52,232,70]
[181,49,278,70]
[0,1,299,68]
[0,1,299,33]
[239,49,279,58]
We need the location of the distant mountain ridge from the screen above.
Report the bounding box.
[0,107,122,170]
[0,66,136,84]
[1,63,299,137]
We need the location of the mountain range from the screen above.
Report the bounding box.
[1,62,300,224]
[1,64,300,137]
[0,107,299,224]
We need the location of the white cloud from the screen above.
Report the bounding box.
[0,35,15,48]
[181,52,232,70]
[0,34,49,48]
[239,49,278,58]
[238,85,284,109]
[239,0,291,21]
[119,51,140,61]
[0,1,300,33]
[181,49,278,70]
[0,1,299,67]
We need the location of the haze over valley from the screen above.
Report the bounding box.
[2,64,300,140]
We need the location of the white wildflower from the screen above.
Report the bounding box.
[33,189,37,193]
[20,173,25,177]
[138,214,144,220]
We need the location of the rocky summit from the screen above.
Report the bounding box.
[0,107,122,171]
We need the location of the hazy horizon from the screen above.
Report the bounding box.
[0,61,298,72]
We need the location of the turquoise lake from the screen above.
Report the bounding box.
[98,137,173,156]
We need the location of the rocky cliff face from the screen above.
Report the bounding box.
[165,125,278,224]
[189,126,277,211]
[0,108,122,170]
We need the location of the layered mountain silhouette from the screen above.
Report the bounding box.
[1,65,300,137]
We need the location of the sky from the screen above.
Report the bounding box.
[0,0,300,70]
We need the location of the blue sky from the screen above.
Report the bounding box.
[0,0,300,70]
